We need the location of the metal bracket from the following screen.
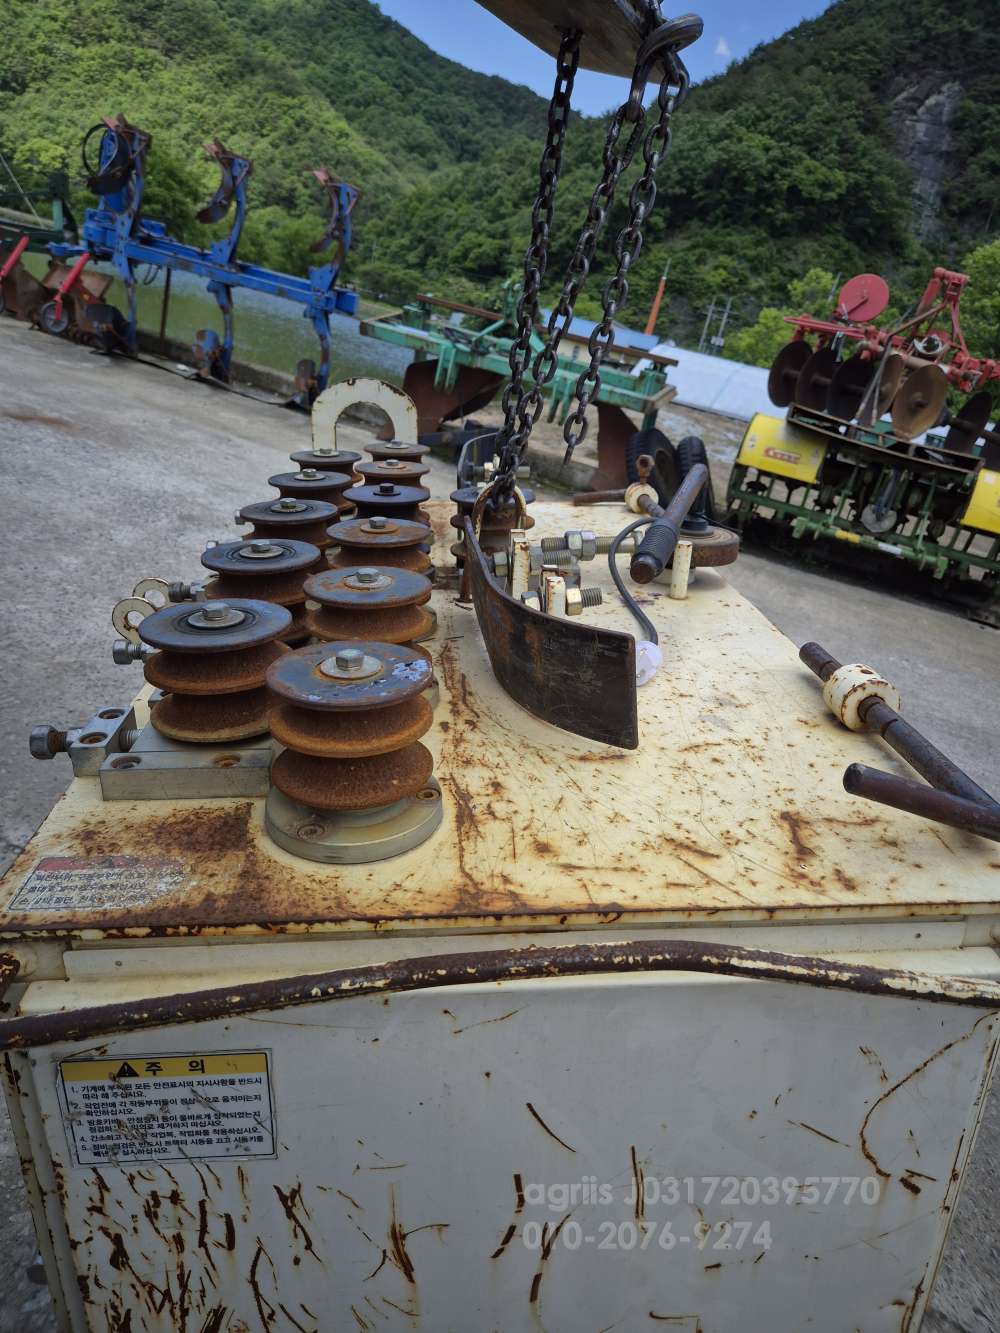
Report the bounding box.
[99,722,271,801]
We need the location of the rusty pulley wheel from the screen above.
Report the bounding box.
[345,482,431,524]
[201,538,322,642]
[269,468,354,515]
[680,524,741,568]
[327,515,433,574]
[366,440,430,463]
[304,565,434,647]
[139,598,291,742]
[289,447,362,476]
[238,497,339,551]
[355,458,431,487]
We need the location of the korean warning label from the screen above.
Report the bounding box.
[59,1051,275,1166]
[8,856,185,914]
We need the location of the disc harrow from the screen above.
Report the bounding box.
[727,268,1000,626]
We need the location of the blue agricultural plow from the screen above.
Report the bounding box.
[48,115,360,405]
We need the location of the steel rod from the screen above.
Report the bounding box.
[2,937,998,1051]
[844,765,1000,843]
[629,462,708,583]
[799,642,998,805]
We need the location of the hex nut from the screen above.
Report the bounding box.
[29,725,63,760]
[491,550,510,578]
[565,587,583,616]
[520,591,541,611]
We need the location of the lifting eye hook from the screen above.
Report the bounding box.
[624,15,702,121]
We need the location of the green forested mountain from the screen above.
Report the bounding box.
[2,0,998,350]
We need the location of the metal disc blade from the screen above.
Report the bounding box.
[827,354,873,421]
[877,353,906,416]
[836,273,890,324]
[944,391,994,454]
[768,341,811,407]
[892,365,949,439]
[796,346,839,411]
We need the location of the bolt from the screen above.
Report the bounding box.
[381,458,403,469]
[188,601,246,630]
[355,568,381,585]
[529,546,575,572]
[29,725,67,760]
[121,727,140,749]
[315,446,334,456]
[168,581,209,602]
[112,639,154,664]
[595,532,637,554]
[376,483,398,496]
[336,647,364,671]
[276,498,301,511]
[520,591,541,611]
[368,516,388,530]
[297,468,322,480]
[250,539,271,553]
[565,586,603,616]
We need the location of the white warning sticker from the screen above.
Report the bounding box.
[8,856,185,914]
[59,1051,275,1166]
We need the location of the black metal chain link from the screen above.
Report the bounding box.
[496,31,581,488]
[561,53,688,464]
[493,29,693,501]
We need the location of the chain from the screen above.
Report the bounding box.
[495,29,581,500]
[561,53,688,464]
[493,27,693,501]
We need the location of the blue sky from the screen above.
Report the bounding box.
[375,1,833,114]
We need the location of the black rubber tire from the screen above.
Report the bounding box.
[676,435,718,523]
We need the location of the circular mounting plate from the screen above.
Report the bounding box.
[239,498,338,525]
[327,516,431,547]
[267,641,432,711]
[139,598,291,653]
[264,780,442,863]
[305,566,432,609]
[201,539,320,576]
[837,273,890,324]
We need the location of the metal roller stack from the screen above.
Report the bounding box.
[236,497,339,554]
[269,467,354,516]
[199,538,321,643]
[303,566,435,659]
[289,445,363,480]
[326,514,433,573]
[139,599,291,742]
[265,641,442,863]
[344,480,431,526]
[366,439,429,465]
[355,456,430,490]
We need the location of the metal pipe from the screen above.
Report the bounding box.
[629,462,708,583]
[158,266,172,352]
[2,937,999,1052]
[844,765,1000,843]
[572,488,627,506]
[800,643,997,805]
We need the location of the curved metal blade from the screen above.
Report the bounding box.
[196,140,252,225]
[464,517,638,749]
[403,360,503,437]
[310,167,361,255]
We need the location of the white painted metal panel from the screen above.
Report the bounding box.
[16,969,1000,1332]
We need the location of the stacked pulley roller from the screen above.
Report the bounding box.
[264,642,441,863]
[138,600,291,743]
[196,537,321,644]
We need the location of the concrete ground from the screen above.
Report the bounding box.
[0,318,997,1331]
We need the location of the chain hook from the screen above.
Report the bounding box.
[625,15,703,120]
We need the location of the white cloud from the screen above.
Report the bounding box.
[715,36,732,58]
